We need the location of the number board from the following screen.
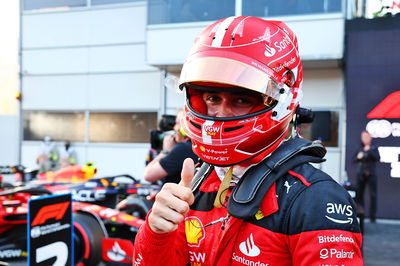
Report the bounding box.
[28,194,73,266]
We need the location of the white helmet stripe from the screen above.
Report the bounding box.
[211,16,237,47]
[202,120,214,144]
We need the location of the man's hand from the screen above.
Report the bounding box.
[162,134,176,152]
[148,158,195,234]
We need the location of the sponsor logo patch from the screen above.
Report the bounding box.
[320,248,355,259]
[239,233,260,257]
[283,181,297,193]
[264,44,276,57]
[0,249,26,259]
[325,203,354,224]
[185,217,205,247]
[318,234,355,244]
[189,251,206,264]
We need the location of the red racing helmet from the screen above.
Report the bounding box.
[179,16,303,166]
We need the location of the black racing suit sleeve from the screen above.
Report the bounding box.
[286,178,363,266]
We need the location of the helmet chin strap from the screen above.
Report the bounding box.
[213,166,233,208]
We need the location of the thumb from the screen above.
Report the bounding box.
[179,158,195,188]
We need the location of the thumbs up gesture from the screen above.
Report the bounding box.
[148,158,195,234]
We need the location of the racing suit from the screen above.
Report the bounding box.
[133,162,363,265]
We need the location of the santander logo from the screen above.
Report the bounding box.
[264,44,276,57]
[239,233,260,257]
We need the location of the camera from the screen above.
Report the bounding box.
[150,114,176,151]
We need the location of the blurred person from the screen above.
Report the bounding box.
[59,140,78,168]
[36,136,59,173]
[133,16,362,265]
[143,110,198,184]
[145,114,176,166]
[354,130,380,223]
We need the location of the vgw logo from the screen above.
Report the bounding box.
[325,203,354,224]
[203,124,220,136]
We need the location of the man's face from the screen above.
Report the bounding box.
[174,111,187,142]
[202,91,264,117]
[361,131,372,146]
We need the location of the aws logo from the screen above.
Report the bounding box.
[185,216,205,247]
[325,203,354,224]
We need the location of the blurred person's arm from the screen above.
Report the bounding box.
[143,134,176,183]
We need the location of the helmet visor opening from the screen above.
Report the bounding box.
[183,83,277,121]
[179,55,287,100]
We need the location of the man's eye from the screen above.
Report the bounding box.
[236,98,251,104]
[206,95,220,102]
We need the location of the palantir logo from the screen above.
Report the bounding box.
[239,233,260,257]
[320,248,329,259]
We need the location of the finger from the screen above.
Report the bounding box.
[152,202,186,224]
[148,211,179,234]
[179,158,195,188]
[158,194,190,215]
[160,183,195,207]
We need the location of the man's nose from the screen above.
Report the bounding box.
[215,101,234,117]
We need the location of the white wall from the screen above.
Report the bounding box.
[21,3,162,177]
[0,115,19,165]
[23,44,156,75]
[23,71,162,111]
[302,68,344,182]
[302,68,344,109]
[146,15,345,65]
[23,6,146,48]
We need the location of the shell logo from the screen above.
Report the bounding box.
[200,146,206,152]
[185,216,205,247]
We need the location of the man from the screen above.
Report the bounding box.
[36,136,59,173]
[59,140,78,168]
[354,130,380,223]
[133,16,362,265]
[143,110,198,184]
